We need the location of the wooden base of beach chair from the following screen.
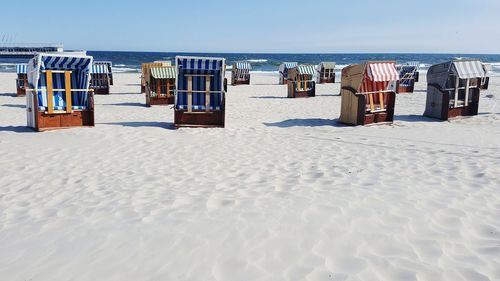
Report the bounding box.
[289,90,315,98]
[174,110,225,128]
[147,96,174,106]
[339,88,396,126]
[34,110,95,132]
[93,87,110,95]
[231,79,250,86]
[424,88,479,120]
[319,77,335,84]
[16,87,26,97]
[398,84,415,93]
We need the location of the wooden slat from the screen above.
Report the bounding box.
[205,77,210,112]
[464,78,470,106]
[369,93,375,112]
[42,70,72,74]
[46,70,54,114]
[65,71,72,113]
[187,76,192,113]
[379,92,385,111]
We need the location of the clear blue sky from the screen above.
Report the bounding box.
[1,0,499,53]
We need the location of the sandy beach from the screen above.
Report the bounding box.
[1,71,499,281]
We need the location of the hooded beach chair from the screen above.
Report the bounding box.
[25,53,94,131]
[16,63,28,96]
[145,66,176,106]
[424,59,486,120]
[397,64,419,93]
[279,62,298,85]
[90,61,111,95]
[481,63,491,90]
[231,61,251,85]
[339,62,399,126]
[287,65,316,98]
[140,61,169,93]
[174,56,226,128]
[316,62,336,84]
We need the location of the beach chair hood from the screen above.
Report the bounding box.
[428,60,486,88]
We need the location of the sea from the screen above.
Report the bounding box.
[1,51,500,76]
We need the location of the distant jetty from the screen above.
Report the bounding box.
[0,43,64,58]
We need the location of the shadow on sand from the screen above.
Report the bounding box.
[250,96,288,99]
[0,93,16,97]
[104,102,147,107]
[0,126,33,133]
[100,121,175,130]
[264,118,346,128]
[394,114,440,123]
[1,104,25,108]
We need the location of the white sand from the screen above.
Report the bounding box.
[1,72,499,281]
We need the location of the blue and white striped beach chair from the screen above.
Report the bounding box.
[90,62,111,95]
[398,65,418,93]
[26,53,95,131]
[174,56,226,128]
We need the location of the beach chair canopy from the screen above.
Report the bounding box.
[94,61,112,73]
[27,53,93,111]
[318,62,336,71]
[428,60,486,88]
[234,62,251,70]
[296,65,316,76]
[279,62,298,73]
[367,62,399,82]
[175,56,225,111]
[91,63,109,74]
[404,61,420,69]
[16,64,28,74]
[150,67,176,79]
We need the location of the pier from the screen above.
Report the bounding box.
[0,43,64,58]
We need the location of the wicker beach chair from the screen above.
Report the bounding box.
[287,65,316,98]
[231,62,251,85]
[15,64,28,96]
[174,56,226,128]
[25,53,94,131]
[90,62,111,95]
[424,59,486,120]
[145,66,176,106]
[279,62,298,85]
[316,62,336,84]
[339,62,399,126]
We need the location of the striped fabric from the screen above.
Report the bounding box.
[16,64,28,74]
[405,61,420,69]
[30,54,93,112]
[453,60,486,79]
[91,64,109,74]
[319,62,336,70]
[176,57,225,111]
[279,62,298,73]
[150,67,176,79]
[297,65,316,75]
[367,63,399,82]
[235,62,251,70]
[37,72,89,111]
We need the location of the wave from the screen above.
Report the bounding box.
[112,67,140,73]
[247,59,268,63]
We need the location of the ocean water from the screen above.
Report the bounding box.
[1,51,500,75]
